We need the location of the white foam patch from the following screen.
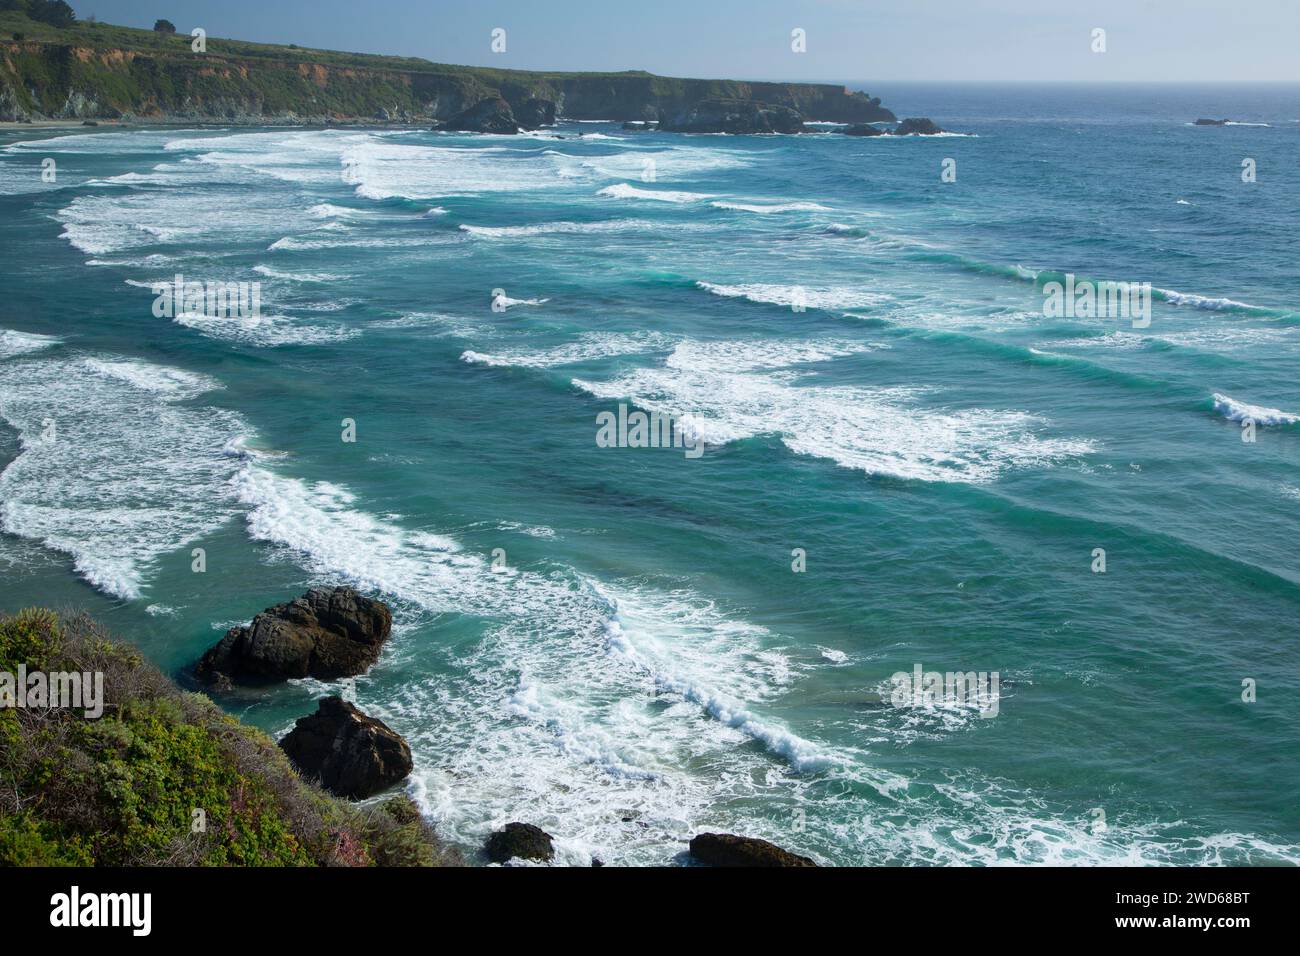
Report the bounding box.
[0,354,247,599]
[459,219,653,239]
[1212,393,1299,426]
[710,200,830,213]
[252,264,352,283]
[573,338,1095,483]
[171,311,359,347]
[461,331,675,368]
[0,329,60,359]
[597,183,712,203]
[342,140,564,200]
[697,280,889,311]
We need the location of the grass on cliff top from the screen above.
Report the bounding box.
[0,608,460,867]
[0,10,658,82]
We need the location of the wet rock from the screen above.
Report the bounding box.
[841,123,884,136]
[689,832,817,867]
[659,97,805,134]
[515,97,556,130]
[193,587,392,688]
[889,117,945,136]
[484,822,555,863]
[442,95,519,134]
[279,696,413,799]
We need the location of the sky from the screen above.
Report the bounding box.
[68,1,1300,83]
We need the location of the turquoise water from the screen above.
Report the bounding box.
[1,83,1298,865]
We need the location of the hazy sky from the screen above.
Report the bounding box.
[70,1,1299,82]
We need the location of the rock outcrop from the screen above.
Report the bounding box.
[688,832,817,867]
[484,822,555,863]
[279,696,413,799]
[889,117,946,136]
[1194,118,1229,126]
[440,95,519,134]
[659,97,806,134]
[193,587,392,689]
[515,97,557,129]
[841,123,884,136]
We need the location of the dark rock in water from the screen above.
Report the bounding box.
[485,822,555,863]
[279,696,413,799]
[659,97,805,134]
[193,586,392,688]
[1194,118,1229,126]
[689,832,817,867]
[515,97,556,130]
[81,119,99,126]
[443,95,519,134]
[889,117,945,136]
[841,123,884,136]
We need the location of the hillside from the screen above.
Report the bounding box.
[0,8,895,125]
[0,608,460,866]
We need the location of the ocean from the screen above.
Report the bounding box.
[1,82,1297,865]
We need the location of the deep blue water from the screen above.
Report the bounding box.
[1,83,1297,865]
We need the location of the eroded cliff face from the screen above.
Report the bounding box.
[0,39,894,125]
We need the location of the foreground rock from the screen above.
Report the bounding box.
[484,822,555,863]
[194,587,392,688]
[889,117,946,136]
[440,95,519,134]
[279,696,413,799]
[689,832,817,867]
[659,97,805,134]
[841,123,884,136]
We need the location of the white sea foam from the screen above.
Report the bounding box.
[0,354,247,599]
[252,264,351,283]
[573,338,1094,483]
[710,200,830,213]
[171,310,360,347]
[0,329,60,359]
[459,219,651,239]
[1211,393,1299,426]
[461,331,674,368]
[697,280,889,310]
[597,183,712,203]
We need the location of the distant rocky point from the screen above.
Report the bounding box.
[0,9,894,127]
[193,586,392,689]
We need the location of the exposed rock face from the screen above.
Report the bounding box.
[193,587,392,688]
[659,97,806,134]
[841,123,884,136]
[484,822,555,863]
[279,696,413,799]
[890,117,945,136]
[689,832,817,867]
[441,95,519,134]
[515,97,556,129]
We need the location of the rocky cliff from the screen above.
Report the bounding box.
[0,11,894,125]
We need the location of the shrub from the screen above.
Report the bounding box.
[153,19,176,34]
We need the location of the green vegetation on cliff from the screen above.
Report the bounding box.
[0,608,459,866]
[0,7,893,123]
